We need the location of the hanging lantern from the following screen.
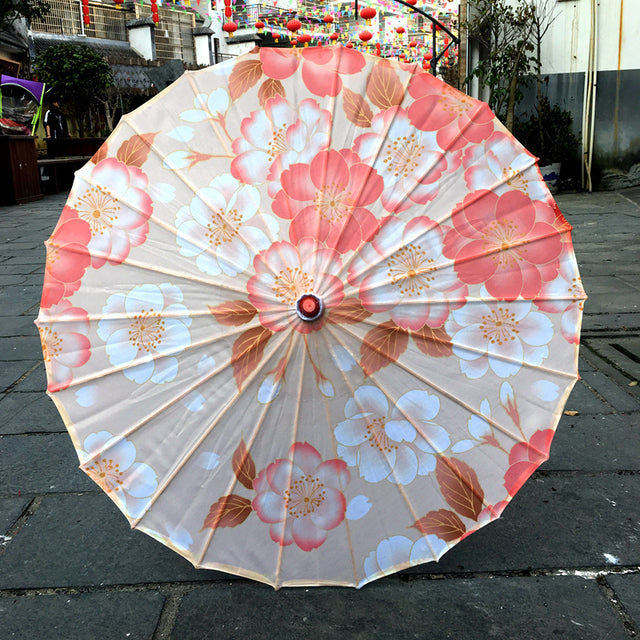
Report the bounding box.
[255,20,265,32]
[223,21,238,36]
[406,0,417,4]
[359,30,373,43]
[409,39,417,48]
[426,51,433,61]
[396,26,406,36]
[273,30,280,42]
[287,18,301,35]
[112,0,123,9]
[150,0,159,24]
[225,7,232,18]
[346,41,354,49]
[323,15,334,26]
[291,38,298,47]
[298,33,312,47]
[359,6,376,26]
[329,32,339,43]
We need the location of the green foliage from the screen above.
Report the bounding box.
[35,43,114,135]
[35,43,113,105]
[515,97,580,166]
[464,0,537,130]
[0,0,50,29]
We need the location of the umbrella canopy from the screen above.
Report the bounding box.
[36,46,586,588]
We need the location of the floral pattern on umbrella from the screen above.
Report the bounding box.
[36,47,586,588]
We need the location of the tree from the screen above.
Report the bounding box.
[0,0,50,29]
[464,0,537,132]
[34,43,114,136]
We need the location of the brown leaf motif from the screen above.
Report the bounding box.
[229,59,263,101]
[366,61,405,110]
[202,494,252,530]
[232,439,257,491]
[90,143,108,165]
[258,78,285,107]
[342,87,374,128]
[411,509,466,542]
[360,321,409,377]
[231,326,272,390]
[327,297,372,325]
[208,300,257,326]
[116,132,157,168]
[435,457,485,521]
[412,325,453,358]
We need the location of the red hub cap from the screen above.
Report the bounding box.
[296,294,323,321]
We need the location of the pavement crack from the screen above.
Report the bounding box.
[597,575,640,638]
[0,495,43,558]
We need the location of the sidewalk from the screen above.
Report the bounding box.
[1,189,639,639]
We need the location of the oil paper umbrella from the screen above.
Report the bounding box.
[36,46,586,588]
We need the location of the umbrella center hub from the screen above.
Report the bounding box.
[296,294,323,321]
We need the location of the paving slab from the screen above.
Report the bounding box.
[0,434,95,494]
[0,361,42,393]
[0,335,43,361]
[0,493,225,589]
[0,497,30,534]
[0,285,43,316]
[607,574,640,630]
[0,590,165,640]
[579,371,640,412]
[10,362,47,393]
[563,378,615,414]
[0,392,64,434]
[408,474,640,575]
[544,413,640,471]
[171,575,629,640]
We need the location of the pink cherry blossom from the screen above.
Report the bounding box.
[231,97,332,193]
[535,242,586,344]
[259,47,366,98]
[353,107,449,213]
[272,149,384,253]
[443,190,563,301]
[41,205,92,308]
[349,216,467,330]
[73,158,153,268]
[504,429,554,496]
[407,74,495,151]
[38,300,91,392]
[252,442,350,551]
[247,239,344,334]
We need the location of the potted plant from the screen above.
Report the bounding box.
[515,97,580,193]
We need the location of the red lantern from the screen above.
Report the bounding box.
[298,33,311,47]
[409,39,417,48]
[396,26,405,35]
[426,51,433,61]
[255,20,265,32]
[223,0,231,5]
[329,32,339,42]
[346,41,354,49]
[82,5,90,14]
[83,14,90,23]
[287,18,301,34]
[360,6,376,25]
[322,15,334,25]
[359,30,373,42]
[113,0,123,8]
[225,7,232,17]
[406,0,417,4]
[223,21,238,36]
[291,38,298,47]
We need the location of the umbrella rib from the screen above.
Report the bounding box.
[312,58,415,284]
[335,320,548,446]
[273,332,305,589]
[121,101,284,286]
[196,331,301,573]
[321,323,445,567]
[74,325,290,458]
[49,319,264,391]
[327,323,509,520]
[309,330,361,586]
[334,101,499,283]
[124,328,293,532]
[350,313,578,381]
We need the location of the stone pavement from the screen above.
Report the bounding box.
[0,189,639,640]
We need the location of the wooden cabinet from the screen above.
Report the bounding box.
[0,136,42,205]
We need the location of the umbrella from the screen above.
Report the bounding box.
[36,46,586,588]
